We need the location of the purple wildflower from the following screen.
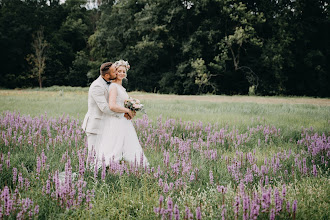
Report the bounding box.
[221,204,226,220]
[233,196,240,219]
[34,205,39,216]
[174,204,180,220]
[12,167,17,185]
[163,182,169,194]
[312,165,317,176]
[189,171,195,182]
[196,207,201,220]
[292,200,297,219]
[101,154,106,181]
[159,178,163,187]
[270,208,275,220]
[209,170,214,185]
[286,201,290,213]
[282,184,286,197]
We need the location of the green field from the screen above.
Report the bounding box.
[0,88,329,219]
[1,89,329,132]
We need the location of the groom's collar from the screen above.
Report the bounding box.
[101,76,111,85]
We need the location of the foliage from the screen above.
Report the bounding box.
[0,0,329,96]
[0,105,329,219]
[26,27,48,88]
[67,51,90,86]
[190,58,216,94]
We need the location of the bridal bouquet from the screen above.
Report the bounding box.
[124,97,146,114]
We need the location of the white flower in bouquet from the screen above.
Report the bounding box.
[124,97,146,114]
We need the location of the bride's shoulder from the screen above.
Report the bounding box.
[109,83,118,88]
[110,83,125,90]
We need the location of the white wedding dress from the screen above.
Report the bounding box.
[95,83,149,167]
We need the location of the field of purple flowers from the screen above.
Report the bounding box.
[0,110,329,219]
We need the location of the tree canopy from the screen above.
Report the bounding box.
[0,0,329,97]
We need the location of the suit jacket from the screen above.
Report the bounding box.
[82,76,120,134]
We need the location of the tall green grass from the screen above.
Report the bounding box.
[1,89,329,219]
[1,89,329,134]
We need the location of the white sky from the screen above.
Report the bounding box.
[58,0,98,9]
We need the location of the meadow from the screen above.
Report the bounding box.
[0,88,329,219]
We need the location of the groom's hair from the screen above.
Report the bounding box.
[100,62,113,76]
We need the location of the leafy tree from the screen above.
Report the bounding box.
[0,0,329,97]
[286,0,330,97]
[190,58,216,94]
[26,28,48,88]
[67,51,90,86]
[0,0,36,88]
[210,0,265,94]
[43,0,94,86]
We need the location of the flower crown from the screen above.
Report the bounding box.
[114,60,130,71]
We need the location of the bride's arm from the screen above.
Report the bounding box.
[109,85,134,117]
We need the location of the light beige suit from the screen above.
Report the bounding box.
[82,76,120,152]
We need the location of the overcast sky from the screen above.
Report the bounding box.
[58,0,98,9]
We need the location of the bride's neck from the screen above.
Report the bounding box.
[112,79,122,85]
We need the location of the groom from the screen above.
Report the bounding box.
[82,62,134,154]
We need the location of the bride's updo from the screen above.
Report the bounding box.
[114,60,130,71]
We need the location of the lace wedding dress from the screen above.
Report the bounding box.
[95,83,149,167]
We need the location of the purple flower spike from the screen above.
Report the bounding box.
[163,182,169,194]
[12,167,17,185]
[221,204,226,220]
[154,207,160,214]
[292,200,297,213]
[196,207,201,220]
[94,159,98,179]
[159,195,164,204]
[34,205,39,215]
[209,170,214,185]
[217,185,227,194]
[174,204,180,220]
[189,172,195,182]
[185,206,191,219]
[101,154,106,181]
[282,184,286,197]
[270,208,275,220]
[159,178,163,187]
[167,196,173,211]
[312,165,317,177]
[233,196,240,217]
[286,201,290,213]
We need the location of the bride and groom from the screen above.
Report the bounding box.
[82,60,149,167]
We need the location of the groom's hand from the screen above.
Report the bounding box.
[124,113,131,120]
[124,110,135,120]
[127,109,134,119]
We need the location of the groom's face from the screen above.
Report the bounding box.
[109,65,117,80]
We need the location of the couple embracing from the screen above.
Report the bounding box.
[82,60,149,167]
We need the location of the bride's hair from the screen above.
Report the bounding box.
[114,60,130,71]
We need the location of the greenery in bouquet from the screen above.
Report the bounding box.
[124,97,146,114]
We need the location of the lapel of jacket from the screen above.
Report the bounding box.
[97,75,109,92]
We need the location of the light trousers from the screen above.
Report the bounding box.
[86,132,97,154]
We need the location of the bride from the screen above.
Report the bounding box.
[95,60,149,167]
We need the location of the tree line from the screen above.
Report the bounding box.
[0,0,329,97]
